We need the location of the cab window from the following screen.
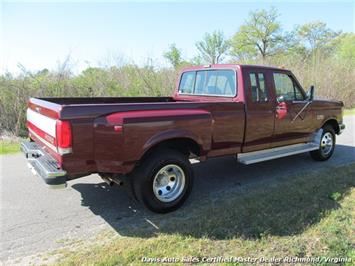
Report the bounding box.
[179,70,236,97]
[249,73,268,102]
[179,71,196,94]
[273,73,305,101]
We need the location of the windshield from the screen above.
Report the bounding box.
[178,69,236,97]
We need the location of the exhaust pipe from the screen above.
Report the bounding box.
[111,178,123,186]
[101,177,114,186]
[101,175,123,186]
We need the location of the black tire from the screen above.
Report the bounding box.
[310,125,336,161]
[130,149,193,213]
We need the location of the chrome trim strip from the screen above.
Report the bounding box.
[179,92,236,97]
[292,100,308,103]
[238,142,319,165]
[29,128,73,155]
[28,128,58,152]
[58,147,72,155]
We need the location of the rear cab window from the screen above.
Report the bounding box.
[179,69,236,97]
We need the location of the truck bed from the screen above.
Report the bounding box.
[39,96,175,105]
[27,96,245,175]
[30,97,217,120]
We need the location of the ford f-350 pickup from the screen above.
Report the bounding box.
[21,64,345,213]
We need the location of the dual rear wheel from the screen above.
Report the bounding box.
[129,149,193,213]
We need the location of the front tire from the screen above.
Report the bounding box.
[130,149,193,213]
[310,125,336,161]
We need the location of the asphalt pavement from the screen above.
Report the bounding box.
[1,116,354,264]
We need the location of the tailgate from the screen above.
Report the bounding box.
[27,108,57,151]
[26,98,72,161]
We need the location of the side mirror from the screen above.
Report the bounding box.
[276,96,288,119]
[277,95,285,103]
[307,85,314,101]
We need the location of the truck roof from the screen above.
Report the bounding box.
[181,64,289,72]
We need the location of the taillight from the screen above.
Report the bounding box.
[56,120,72,154]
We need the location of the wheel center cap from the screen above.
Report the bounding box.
[158,174,169,186]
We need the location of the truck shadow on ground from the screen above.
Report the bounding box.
[71,144,355,240]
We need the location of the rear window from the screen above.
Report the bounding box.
[179,70,236,97]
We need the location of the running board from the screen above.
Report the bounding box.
[237,143,319,165]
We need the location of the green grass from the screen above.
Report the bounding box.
[0,140,20,154]
[54,164,355,266]
[344,108,355,116]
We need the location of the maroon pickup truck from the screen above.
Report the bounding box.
[21,64,345,213]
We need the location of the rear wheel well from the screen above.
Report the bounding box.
[323,119,340,134]
[140,138,201,162]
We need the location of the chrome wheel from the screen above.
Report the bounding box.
[320,132,333,156]
[153,164,185,203]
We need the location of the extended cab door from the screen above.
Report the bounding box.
[243,69,275,152]
[272,71,314,147]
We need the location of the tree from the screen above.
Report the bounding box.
[334,33,355,64]
[190,55,203,66]
[230,7,283,60]
[296,21,340,53]
[195,31,230,64]
[164,44,183,69]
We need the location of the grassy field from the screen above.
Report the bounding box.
[53,163,355,266]
[0,140,20,155]
[344,108,355,116]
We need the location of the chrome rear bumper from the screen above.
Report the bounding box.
[21,141,67,188]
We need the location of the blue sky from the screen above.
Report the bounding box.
[1,1,354,74]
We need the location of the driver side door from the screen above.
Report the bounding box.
[272,71,314,147]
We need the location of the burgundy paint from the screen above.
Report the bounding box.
[25,64,344,178]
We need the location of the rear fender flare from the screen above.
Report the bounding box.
[140,129,210,160]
